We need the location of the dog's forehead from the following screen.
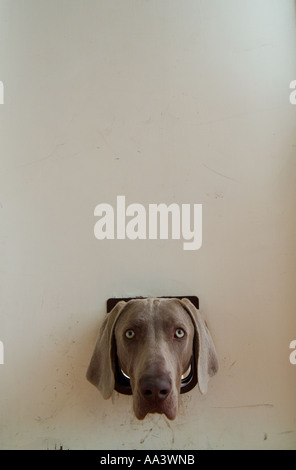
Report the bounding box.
[116,298,193,327]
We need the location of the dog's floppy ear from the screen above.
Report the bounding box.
[86,301,127,399]
[179,298,218,394]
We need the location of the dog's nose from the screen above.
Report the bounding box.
[139,375,172,402]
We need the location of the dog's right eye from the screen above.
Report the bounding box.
[125,329,135,339]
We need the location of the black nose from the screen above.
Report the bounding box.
[139,375,172,402]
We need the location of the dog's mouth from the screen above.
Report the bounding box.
[134,397,178,420]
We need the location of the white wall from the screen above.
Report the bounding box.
[0,0,296,450]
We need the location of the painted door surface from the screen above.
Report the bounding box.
[0,0,295,450]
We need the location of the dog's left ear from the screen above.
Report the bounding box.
[86,301,127,399]
[179,298,218,394]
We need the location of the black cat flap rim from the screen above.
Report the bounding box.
[107,296,199,312]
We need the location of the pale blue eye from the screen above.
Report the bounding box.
[125,329,135,339]
[175,328,185,338]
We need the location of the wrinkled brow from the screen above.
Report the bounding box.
[115,309,150,331]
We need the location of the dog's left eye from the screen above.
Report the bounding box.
[175,328,185,339]
[125,329,135,339]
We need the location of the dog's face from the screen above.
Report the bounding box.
[114,299,195,420]
[86,297,218,420]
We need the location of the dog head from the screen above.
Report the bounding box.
[86,297,218,420]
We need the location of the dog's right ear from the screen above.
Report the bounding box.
[86,301,127,399]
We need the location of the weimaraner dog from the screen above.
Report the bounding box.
[87,297,218,420]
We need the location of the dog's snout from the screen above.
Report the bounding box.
[139,375,172,402]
